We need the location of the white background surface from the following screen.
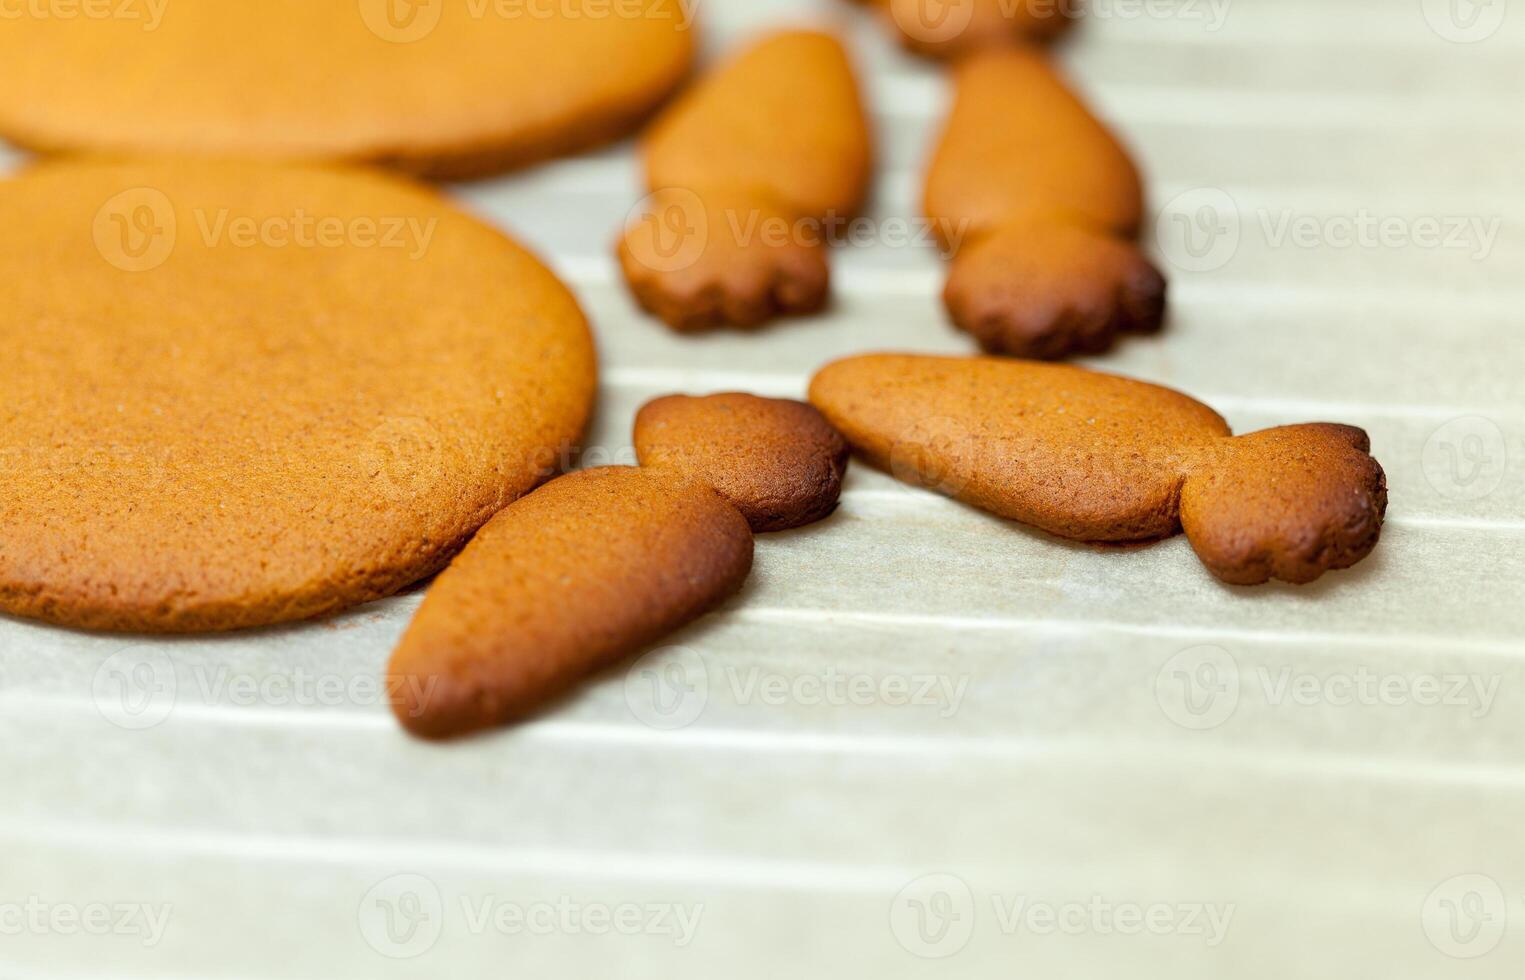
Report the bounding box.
[3,0,1524,976]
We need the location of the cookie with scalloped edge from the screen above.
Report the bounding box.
[618,30,872,331]
[925,48,1165,359]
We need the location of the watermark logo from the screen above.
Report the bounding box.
[1157,188,1501,272]
[361,417,446,502]
[92,648,177,730]
[194,208,438,258]
[1421,0,1508,41]
[358,876,702,955]
[890,873,976,959]
[1156,188,1241,272]
[93,187,177,273]
[1422,874,1508,958]
[94,188,439,268]
[890,876,1235,957]
[891,0,977,45]
[359,874,445,959]
[359,0,444,42]
[624,645,709,730]
[622,188,710,275]
[1155,645,1240,730]
[1422,416,1509,502]
[93,658,439,728]
[1156,647,1501,730]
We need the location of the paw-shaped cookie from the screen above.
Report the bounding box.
[944,220,1166,359]
[1182,424,1388,585]
[617,187,830,331]
[618,31,871,331]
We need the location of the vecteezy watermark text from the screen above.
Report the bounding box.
[359,0,699,43]
[93,187,440,272]
[0,899,173,947]
[1155,646,1502,731]
[1156,188,1502,272]
[358,874,702,959]
[623,646,973,730]
[0,0,167,30]
[93,650,440,730]
[889,874,1234,959]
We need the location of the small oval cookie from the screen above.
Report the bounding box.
[808,354,1387,584]
[388,467,753,738]
[0,158,596,632]
[0,0,695,178]
[634,393,849,532]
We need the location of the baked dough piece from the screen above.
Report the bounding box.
[618,30,873,330]
[634,393,849,531]
[0,158,596,631]
[0,0,697,178]
[809,354,1387,585]
[925,49,1166,359]
[388,467,753,738]
[851,0,1075,59]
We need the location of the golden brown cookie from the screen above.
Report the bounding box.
[634,393,849,531]
[388,467,753,738]
[617,30,873,331]
[851,0,1075,59]
[808,354,1386,585]
[0,0,696,179]
[0,157,596,632]
[925,48,1165,359]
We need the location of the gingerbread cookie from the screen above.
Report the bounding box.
[618,30,873,331]
[388,467,753,738]
[0,0,696,178]
[634,393,849,531]
[808,354,1386,585]
[851,0,1074,59]
[0,158,595,631]
[925,49,1165,359]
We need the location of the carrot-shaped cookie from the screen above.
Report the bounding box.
[617,31,872,331]
[389,468,752,738]
[851,0,1074,59]
[809,354,1387,585]
[388,393,851,737]
[925,48,1165,360]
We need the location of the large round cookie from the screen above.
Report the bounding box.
[0,0,696,178]
[0,158,596,632]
